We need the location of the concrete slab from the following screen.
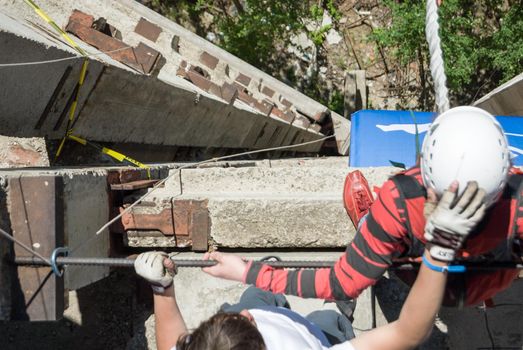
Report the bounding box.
[207,194,352,248]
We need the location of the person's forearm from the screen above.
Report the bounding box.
[395,250,448,346]
[350,249,448,350]
[154,286,187,350]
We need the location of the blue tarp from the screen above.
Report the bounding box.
[349,110,523,167]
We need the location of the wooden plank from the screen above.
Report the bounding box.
[8,176,64,321]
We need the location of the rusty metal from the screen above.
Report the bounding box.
[8,176,64,321]
[110,199,209,251]
[115,206,175,236]
[171,199,209,251]
[66,12,162,74]
[134,17,162,43]
[133,42,162,75]
[110,179,159,191]
[199,51,219,70]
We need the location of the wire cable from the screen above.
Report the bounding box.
[0,46,132,67]
[0,227,51,265]
[94,134,335,236]
[67,134,335,255]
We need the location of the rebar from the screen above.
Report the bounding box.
[13,256,523,271]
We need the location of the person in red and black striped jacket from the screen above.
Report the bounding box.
[243,166,523,307]
[205,107,523,307]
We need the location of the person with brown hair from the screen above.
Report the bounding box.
[135,180,485,350]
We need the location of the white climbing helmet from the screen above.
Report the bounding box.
[420,106,510,206]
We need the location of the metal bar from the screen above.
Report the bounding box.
[13,256,523,270]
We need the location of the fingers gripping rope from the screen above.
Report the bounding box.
[426,0,450,113]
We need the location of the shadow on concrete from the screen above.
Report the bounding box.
[0,269,153,350]
[375,275,523,350]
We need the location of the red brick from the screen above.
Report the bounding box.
[65,20,161,74]
[270,107,294,123]
[208,82,222,98]
[237,90,257,106]
[6,144,47,167]
[134,42,162,74]
[293,112,311,129]
[260,100,274,116]
[281,98,292,108]
[233,82,248,93]
[220,83,238,104]
[134,17,162,42]
[237,91,271,116]
[187,70,212,91]
[200,51,219,70]
[235,73,251,86]
[261,86,275,97]
[69,9,94,28]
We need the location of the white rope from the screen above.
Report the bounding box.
[426,0,450,113]
[0,46,131,67]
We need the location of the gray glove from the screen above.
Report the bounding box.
[134,251,176,293]
[424,181,487,261]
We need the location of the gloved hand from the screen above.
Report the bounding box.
[134,251,177,293]
[424,181,487,261]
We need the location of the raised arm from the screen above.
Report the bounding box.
[203,179,408,301]
[349,182,486,350]
[135,252,187,350]
[349,250,447,350]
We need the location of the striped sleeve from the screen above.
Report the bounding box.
[244,179,408,300]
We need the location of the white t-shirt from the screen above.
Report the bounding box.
[250,309,356,350]
[171,309,356,350]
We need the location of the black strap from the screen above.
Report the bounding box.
[391,174,426,257]
[510,174,523,242]
[393,174,426,199]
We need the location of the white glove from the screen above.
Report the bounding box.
[424,181,487,261]
[134,252,176,293]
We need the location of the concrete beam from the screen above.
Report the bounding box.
[0,11,325,154]
[146,163,397,248]
[474,72,523,116]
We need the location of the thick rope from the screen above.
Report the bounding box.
[426,0,450,113]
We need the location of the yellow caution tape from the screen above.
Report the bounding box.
[68,135,151,178]
[25,0,148,175]
[23,0,92,160]
[23,0,87,56]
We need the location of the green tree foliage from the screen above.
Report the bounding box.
[147,0,344,113]
[216,1,309,69]
[371,0,523,108]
